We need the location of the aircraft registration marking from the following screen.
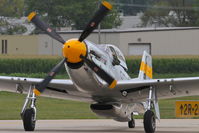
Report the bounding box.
[176,101,199,118]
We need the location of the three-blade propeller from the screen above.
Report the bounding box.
[28,1,117,96]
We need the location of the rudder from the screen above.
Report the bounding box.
[138,51,152,80]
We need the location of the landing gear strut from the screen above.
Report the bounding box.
[128,113,135,128]
[144,87,156,133]
[21,85,37,131]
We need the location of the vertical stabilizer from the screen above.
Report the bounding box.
[138,51,152,80]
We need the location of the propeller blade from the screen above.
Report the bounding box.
[78,1,112,42]
[33,58,66,96]
[28,12,65,44]
[81,55,117,89]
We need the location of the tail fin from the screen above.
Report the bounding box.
[138,51,153,80]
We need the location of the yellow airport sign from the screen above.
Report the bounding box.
[176,101,199,118]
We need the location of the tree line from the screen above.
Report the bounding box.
[0,0,199,33]
[141,0,199,27]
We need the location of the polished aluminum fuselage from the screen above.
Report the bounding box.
[64,40,143,121]
[66,40,130,95]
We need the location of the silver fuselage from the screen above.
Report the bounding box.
[66,40,129,90]
[64,40,143,121]
[63,40,148,104]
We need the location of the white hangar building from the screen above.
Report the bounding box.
[0,27,199,56]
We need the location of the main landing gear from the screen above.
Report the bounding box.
[128,113,135,128]
[21,85,37,131]
[143,87,157,133]
[144,110,156,133]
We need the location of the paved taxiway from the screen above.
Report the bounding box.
[0,119,199,133]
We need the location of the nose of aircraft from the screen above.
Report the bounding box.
[62,39,87,63]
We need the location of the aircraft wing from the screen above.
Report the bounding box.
[116,77,199,99]
[0,76,93,102]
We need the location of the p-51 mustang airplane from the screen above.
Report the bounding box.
[1,1,199,133]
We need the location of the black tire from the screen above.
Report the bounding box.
[128,119,135,128]
[144,110,156,133]
[23,108,36,131]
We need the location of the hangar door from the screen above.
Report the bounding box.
[128,43,151,55]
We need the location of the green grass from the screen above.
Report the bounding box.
[0,91,98,120]
[1,91,199,120]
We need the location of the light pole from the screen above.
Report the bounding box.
[98,0,101,44]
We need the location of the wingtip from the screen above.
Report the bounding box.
[33,88,41,96]
[109,80,117,89]
[27,12,36,21]
[102,1,112,10]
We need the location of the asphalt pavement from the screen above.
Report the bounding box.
[0,119,199,133]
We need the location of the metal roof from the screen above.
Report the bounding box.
[55,27,199,34]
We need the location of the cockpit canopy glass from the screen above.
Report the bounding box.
[106,45,127,70]
[108,45,125,62]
